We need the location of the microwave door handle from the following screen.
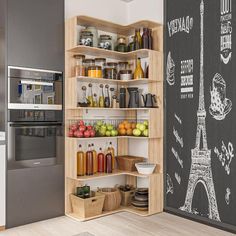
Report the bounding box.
[20,80,53,86]
[9,123,62,128]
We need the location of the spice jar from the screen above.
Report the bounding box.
[83,59,95,76]
[116,36,127,52]
[95,58,106,78]
[79,29,93,47]
[99,35,113,50]
[105,62,118,80]
[88,66,102,78]
[73,54,85,77]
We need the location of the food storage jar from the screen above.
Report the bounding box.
[99,35,113,50]
[95,58,106,78]
[83,59,95,76]
[73,54,85,77]
[88,66,102,78]
[116,37,127,52]
[86,26,98,47]
[80,29,93,47]
[119,70,133,81]
[117,61,129,79]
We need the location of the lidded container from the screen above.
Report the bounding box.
[99,35,113,50]
[86,26,98,47]
[73,54,85,77]
[95,58,106,78]
[116,36,127,52]
[83,59,95,76]
[88,66,102,78]
[117,61,129,80]
[80,29,93,47]
[105,62,118,80]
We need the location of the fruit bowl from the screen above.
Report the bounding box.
[135,162,156,175]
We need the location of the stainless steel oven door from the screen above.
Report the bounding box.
[7,122,64,169]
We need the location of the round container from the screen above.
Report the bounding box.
[83,59,95,76]
[99,35,113,50]
[99,187,121,211]
[73,54,85,77]
[95,58,106,78]
[118,61,129,79]
[80,29,93,47]
[119,70,133,81]
[135,162,156,175]
[88,66,102,78]
[86,26,98,47]
[105,68,117,80]
[116,37,127,52]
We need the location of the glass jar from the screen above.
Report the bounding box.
[95,58,106,78]
[98,35,113,50]
[88,66,102,78]
[105,62,118,80]
[116,37,127,52]
[119,70,133,81]
[86,26,98,47]
[79,29,93,47]
[73,54,85,77]
[117,61,128,80]
[83,59,95,76]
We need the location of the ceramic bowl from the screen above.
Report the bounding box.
[135,162,156,175]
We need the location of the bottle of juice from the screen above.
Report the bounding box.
[91,143,97,174]
[105,151,113,173]
[108,142,115,170]
[77,144,85,176]
[86,144,93,175]
[97,148,105,173]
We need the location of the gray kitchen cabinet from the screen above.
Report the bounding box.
[7,0,64,71]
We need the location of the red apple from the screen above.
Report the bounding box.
[84,130,90,138]
[69,124,77,132]
[68,130,74,137]
[87,125,93,131]
[73,130,84,138]
[78,120,85,126]
[90,129,96,137]
[79,125,86,132]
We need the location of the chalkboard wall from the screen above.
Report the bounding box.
[165,0,236,231]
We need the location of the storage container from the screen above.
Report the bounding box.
[116,156,144,171]
[88,66,102,78]
[120,189,135,206]
[70,191,105,218]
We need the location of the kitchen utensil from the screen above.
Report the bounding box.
[119,87,126,108]
[135,162,156,175]
[131,199,148,207]
[104,84,110,108]
[87,83,94,107]
[136,188,149,195]
[142,93,157,108]
[127,87,140,108]
[134,193,148,202]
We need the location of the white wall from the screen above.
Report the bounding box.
[65,0,128,24]
[127,0,163,24]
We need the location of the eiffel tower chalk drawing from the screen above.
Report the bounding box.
[179,0,221,221]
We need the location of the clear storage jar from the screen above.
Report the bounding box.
[73,54,85,77]
[95,58,106,78]
[83,59,95,76]
[88,66,102,78]
[105,62,118,80]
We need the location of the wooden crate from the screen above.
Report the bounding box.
[70,192,105,218]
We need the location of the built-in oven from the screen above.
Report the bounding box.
[8,66,63,111]
[7,122,63,169]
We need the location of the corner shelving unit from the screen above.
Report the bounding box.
[65,15,163,221]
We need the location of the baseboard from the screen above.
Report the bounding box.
[0,226,5,231]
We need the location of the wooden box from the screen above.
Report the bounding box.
[116,156,144,172]
[120,189,135,206]
[70,192,105,218]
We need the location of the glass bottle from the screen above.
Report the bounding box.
[104,84,110,108]
[142,28,149,49]
[108,142,115,170]
[87,83,94,107]
[97,148,105,173]
[134,58,144,80]
[134,29,142,50]
[77,144,85,176]
[105,151,113,173]
[99,84,105,107]
[148,29,153,50]
[86,144,93,175]
[91,143,97,174]
[81,86,88,104]
[93,93,98,107]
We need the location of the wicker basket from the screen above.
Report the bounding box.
[116,156,144,171]
[120,189,135,206]
[70,191,105,218]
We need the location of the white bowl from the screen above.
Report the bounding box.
[135,162,156,175]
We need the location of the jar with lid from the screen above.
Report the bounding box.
[117,61,128,80]
[88,66,102,78]
[95,58,106,78]
[73,54,85,77]
[83,59,95,76]
[119,70,133,81]
[105,62,118,80]
[99,35,113,50]
[115,36,127,52]
[86,26,98,47]
[79,29,93,47]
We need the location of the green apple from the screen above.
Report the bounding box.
[106,131,111,136]
[143,129,149,137]
[143,120,149,127]
[133,129,141,136]
[97,121,103,126]
[139,124,146,131]
[99,129,106,136]
[107,125,114,131]
[136,123,141,129]
[101,125,107,131]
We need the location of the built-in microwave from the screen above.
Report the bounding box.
[8,66,63,111]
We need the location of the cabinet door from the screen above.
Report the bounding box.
[0,145,6,227]
[7,0,64,71]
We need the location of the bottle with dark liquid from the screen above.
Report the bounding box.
[105,151,113,173]
[91,143,97,174]
[104,84,110,108]
[108,142,115,170]
[142,28,149,49]
[97,148,105,173]
[134,29,142,50]
[86,144,93,175]
[148,28,153,50]
[77,144,85,176]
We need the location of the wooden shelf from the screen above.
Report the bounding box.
[69,170,159,181]
[77,16,162,36]
[67,107,158,111]
[66,136,155,141]
[71,76,159,85]
[68,46,160,60]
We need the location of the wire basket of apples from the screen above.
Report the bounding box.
[68,120,96,138]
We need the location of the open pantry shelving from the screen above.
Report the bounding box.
[65,15,163,221]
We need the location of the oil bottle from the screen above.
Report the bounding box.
[91,143,97,174]
[97,148,105,173]
[86,144,93,175]
[108,142,115,170]
[77,144,85,176]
